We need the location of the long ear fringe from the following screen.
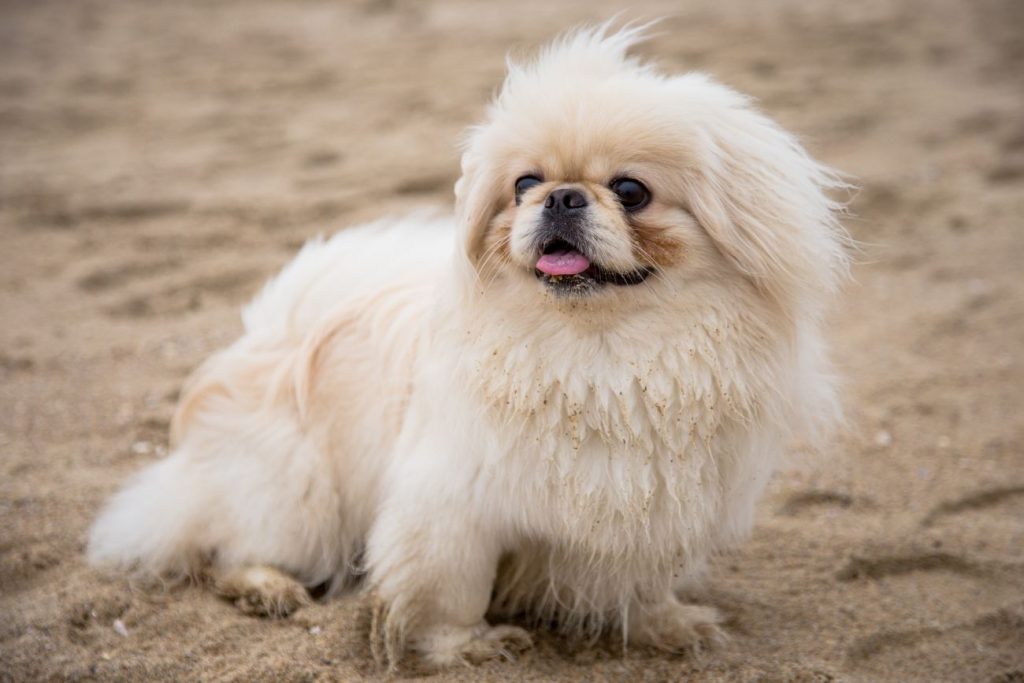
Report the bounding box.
[683,90,854,316]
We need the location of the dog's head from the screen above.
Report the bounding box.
[455,24,849,318]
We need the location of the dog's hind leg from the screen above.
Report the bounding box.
[207,565,311,618]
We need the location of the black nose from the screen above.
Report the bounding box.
[544,188,588,213]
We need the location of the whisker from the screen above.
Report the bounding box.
[476,235,513,293]
[630,242,681,300]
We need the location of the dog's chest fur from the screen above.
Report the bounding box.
[454,304,777,557]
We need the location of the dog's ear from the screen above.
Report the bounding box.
[681,82,851,312]
[454,140,502,266]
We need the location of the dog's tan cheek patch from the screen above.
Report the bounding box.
[631,215,686,268]
[480,206,514,268]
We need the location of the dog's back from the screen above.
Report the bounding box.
[88,215,452,589]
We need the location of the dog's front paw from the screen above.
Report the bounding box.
[454,624,534,666]
[631,602,727,657]
[417,622,533,668]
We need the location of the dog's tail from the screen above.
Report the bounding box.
[87,453,209,583]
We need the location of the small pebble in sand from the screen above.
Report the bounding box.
[309,626,322,635]
[873,430,893,447]
[112,620,129,637]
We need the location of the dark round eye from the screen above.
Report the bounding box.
[610,178,650,211]
[514,175,543,204]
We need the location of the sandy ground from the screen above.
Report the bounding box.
[1,0,1023,681]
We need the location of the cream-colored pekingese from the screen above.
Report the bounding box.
[89,24,849,668]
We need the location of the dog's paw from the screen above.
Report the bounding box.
[631,602,727,658]
[454,624,534,665]
[417,622,533,668]
[209,565,311,618]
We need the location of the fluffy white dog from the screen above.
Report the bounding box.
[89,24,849,668]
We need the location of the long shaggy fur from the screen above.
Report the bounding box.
[88,24,849,669]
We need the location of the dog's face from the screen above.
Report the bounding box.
[476,120,721,302]
[456,29,848,316]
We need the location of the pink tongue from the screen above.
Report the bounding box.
[536,249,591,276]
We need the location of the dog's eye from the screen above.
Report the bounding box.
[610,178,650,211]
[514,175,543,205]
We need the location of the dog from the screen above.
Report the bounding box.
[88,23,849,669]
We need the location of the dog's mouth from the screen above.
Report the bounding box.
[534,239,652,293]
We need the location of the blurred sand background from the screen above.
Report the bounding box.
[1,0,1022,681]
